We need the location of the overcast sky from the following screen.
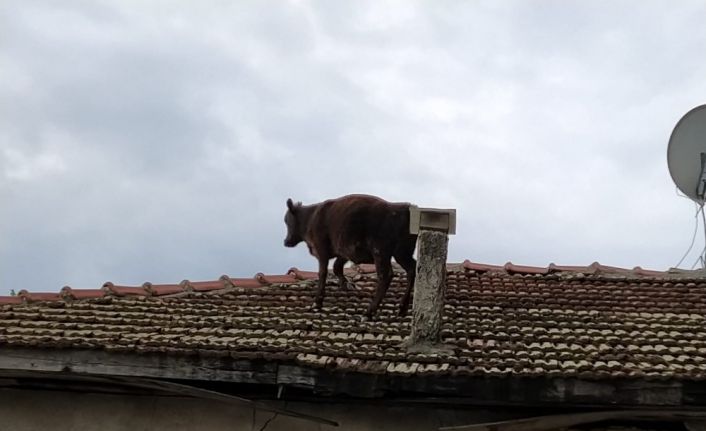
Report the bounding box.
[1,1,705,295]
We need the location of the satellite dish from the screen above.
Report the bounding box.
[668,104,706,203]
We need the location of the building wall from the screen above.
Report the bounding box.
[0,388,509,431]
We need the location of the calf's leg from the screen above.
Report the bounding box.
[366,251,393,319]
[314,257,329,310]
[394,252,416,317]
[333,257,350,290]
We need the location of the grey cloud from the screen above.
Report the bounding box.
[1,1,706,294]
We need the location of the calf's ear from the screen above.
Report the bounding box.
[286,198,295,211]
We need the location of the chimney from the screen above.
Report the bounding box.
[405,205,456,353]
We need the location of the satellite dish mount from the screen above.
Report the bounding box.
[698,153,706,201]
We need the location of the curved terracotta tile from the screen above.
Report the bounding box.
[143,282,183,296]
[504,262,549,275]
[184,280,228,292]
[287,267,318,280]
[462,260,504,272]
[548,263,591,273]
[0,296,23,304]
[632,266,668,277]
[225,277,265,288]
[18,290,61,302]
[255,273,297,284]
[60,287,106,300]
[343,267,358,276]
[355,264,377,274]
[102,282,148,297]
[592,262,632,274]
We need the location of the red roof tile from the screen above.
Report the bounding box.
[255,273,298,285]
[184,279,228,292]
[224,277,264,289]
[60,287,105,300]
[343,267,359,276]
[355,264,377,274]
[633,266,669,277]
[143,282,183,296]
[548,263,591,273]
[462,260,505,272]
[102,282,148,297]
[0,296,23,305]
[504,262,549,275]
[288,267,318,280]
[591,262,633,274]
[18,290,61,302]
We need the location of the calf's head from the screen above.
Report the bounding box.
[283,198,304,247]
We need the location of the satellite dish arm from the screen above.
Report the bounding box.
[697,153,706,202]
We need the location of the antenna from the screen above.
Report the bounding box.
[668,104,706,268]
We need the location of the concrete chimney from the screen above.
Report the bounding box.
[405,206,456,353]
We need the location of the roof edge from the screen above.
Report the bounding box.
[2,260,701,306]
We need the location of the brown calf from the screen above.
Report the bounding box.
[283,194,417,318]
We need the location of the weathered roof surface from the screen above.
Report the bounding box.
[1,260,706,380]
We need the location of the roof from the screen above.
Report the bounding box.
[1,260,706,383]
